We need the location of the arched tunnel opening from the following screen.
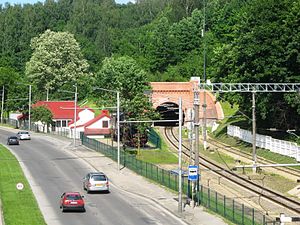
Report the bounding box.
[154,102,185,127]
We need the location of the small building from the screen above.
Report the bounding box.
[32,101,94,133]
[32,101,111,139]
[70,110,111,139]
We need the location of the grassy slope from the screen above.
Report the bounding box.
[0,145,46,225]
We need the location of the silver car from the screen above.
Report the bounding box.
[83,172,109,193]
[17,131,31,140]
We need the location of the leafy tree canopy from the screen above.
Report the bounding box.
[25,29,92,95]
[31,105,53,125]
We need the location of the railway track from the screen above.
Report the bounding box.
[164,127,300,215]
[208,138,300,179]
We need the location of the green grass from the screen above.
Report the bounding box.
[0,145,46,225]
[136,150,178,164]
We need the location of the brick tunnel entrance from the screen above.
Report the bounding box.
[154,102,185,126]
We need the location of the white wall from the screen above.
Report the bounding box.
[87,116,110,129]
[227,125,300,162]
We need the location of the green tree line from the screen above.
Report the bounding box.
[0,0,299,131]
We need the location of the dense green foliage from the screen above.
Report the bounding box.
[0,0,299,130]
[31,105,53,132]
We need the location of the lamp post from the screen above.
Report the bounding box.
[178,97,183,213]
[28,85,31,131]
[1,85,4,124]
[74,85,77,148]
[94,87,120,171]
[58,86,77,148]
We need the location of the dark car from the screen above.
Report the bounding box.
[7,136,19,145]
[60,192,85,212]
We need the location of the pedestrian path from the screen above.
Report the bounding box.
[69,144,228,225]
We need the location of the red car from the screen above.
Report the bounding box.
[60,192,85,212]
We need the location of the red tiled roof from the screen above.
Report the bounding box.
[32,101,93,120]
[84,128,111,135]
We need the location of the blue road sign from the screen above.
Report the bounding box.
[188,165,198,181]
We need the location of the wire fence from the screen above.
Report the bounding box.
[81,134,278,225]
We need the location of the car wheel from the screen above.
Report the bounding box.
[82,207,86,212]
[83,184,86,191]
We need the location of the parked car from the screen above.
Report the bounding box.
[60,192,85,212]
[17,131,31,140]
[7,136,19,145]
[83,172,109,193]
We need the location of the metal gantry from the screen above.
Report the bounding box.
[199,82,300,172]
[200,83,300,92]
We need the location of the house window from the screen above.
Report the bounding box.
[102,120,109,128]
[56,120,61,127]
[62,120,67,127]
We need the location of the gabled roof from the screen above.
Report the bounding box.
[33,101,93,120]
[70,110,110,128]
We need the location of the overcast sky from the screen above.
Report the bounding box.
[0,0,133,5]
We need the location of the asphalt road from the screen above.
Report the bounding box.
[0,128,186,225]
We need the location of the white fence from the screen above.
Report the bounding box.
[227,125,300,162]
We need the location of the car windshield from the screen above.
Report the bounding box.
[10,137,18,139]
[66,194,81,200]
[20,132,29,134]
[92,175,106,181]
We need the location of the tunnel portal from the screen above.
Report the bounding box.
[154,102,185,127]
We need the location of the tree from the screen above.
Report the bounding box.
[31,105,53,132]
[25,29,92,94]
[95,56,158,146]
[211,0,300,130]
[0,67,29,117]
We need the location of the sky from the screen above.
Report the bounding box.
[0,0,134,5]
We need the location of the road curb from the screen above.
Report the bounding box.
[0,199,4,225]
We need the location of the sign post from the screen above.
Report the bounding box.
[188,165,198,181]
[188,165,199,207]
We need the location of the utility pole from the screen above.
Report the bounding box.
[194,89,200,169]
[178,97,183,214]
[202,0,207,150]
[74,85,77,148]
[1,86,4,124]
[28,85,31,131]
[117,91,120,171]
[252,91,257,173]
[188,109,194,165]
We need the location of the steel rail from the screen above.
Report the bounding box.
[208,138,300,178]
[164,127,300,215]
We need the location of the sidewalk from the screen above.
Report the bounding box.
[68,144,228,225]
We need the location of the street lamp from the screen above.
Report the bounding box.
[58,86,77,148]
[1,85,4,124]
[29,85,31,130]
[94,87,120,171]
